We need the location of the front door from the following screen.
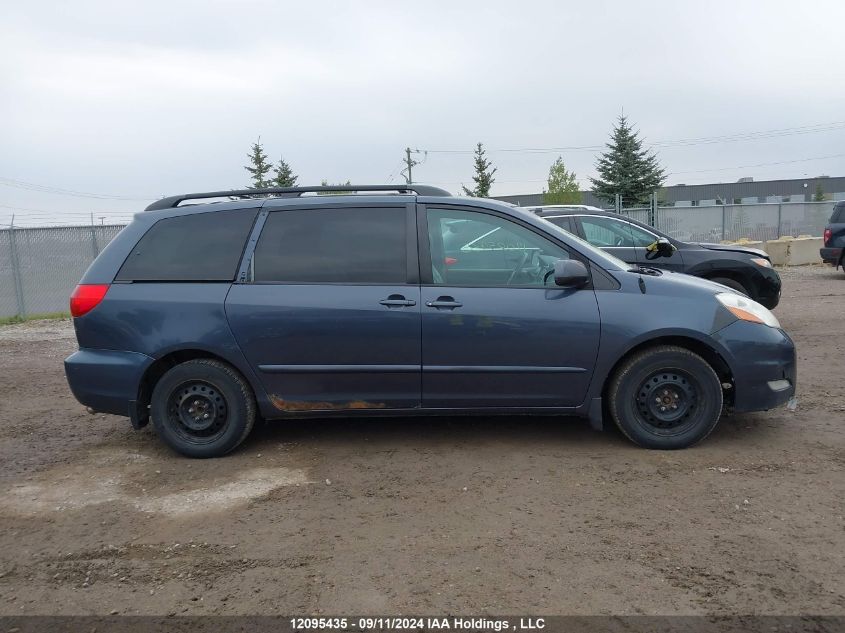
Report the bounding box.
[226,203,421,412]
[576,215,686,272]
[420,206,601,409]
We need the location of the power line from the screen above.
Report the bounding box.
[421,152,845,188]
[0,203,133,215]
[412,120,845,155]
[0,176,156,201]
[384,158,406,183]
[666,153,845,176]
[644,121,845,149]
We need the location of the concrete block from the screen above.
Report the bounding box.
[762,236,824,266]
[764,239,789,266]
[786,237,823,265]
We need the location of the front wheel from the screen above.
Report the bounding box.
[151,359,256,458]
[608,346,723,449]
[710,276,749,296]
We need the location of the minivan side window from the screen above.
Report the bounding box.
[116,209,258,282]
[427,208,569,287]
[580,216,656,248]
[253,207,406,284]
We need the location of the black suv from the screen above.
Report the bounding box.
[821,200,845,271]
[528,205,781,308]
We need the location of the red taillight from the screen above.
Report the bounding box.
[70,284,109,318]
[824,228,832,246]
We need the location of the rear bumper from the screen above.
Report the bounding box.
[712,321,796,413]
[65,348,154,417]
[820,247,842,265]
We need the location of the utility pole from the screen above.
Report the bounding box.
[89,212,100,257]
[8,214,27,318]
[402,147,419,185]
[649,192,657,226]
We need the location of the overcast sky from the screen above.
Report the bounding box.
[2,0,844,225]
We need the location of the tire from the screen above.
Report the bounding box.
[151,359,256,458]
[710,276,749,296]
[608,345,723,450]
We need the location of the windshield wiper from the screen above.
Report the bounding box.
[628,265,663,276]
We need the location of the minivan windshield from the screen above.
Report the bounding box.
[534,215,630,270]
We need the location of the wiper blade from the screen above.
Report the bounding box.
[629,265,663,276]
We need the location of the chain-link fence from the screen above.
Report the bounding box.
[0,200,836,320]
[0,224,126,319]
[620,200,834,243]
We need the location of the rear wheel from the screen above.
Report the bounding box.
[151,359,255,458]
[710,276,749,296]
[608,346,723,449]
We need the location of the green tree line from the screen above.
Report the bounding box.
[243,115,668,205]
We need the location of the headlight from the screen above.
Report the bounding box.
[750,257,772,268]
[716,292,780,328]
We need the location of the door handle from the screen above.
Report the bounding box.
[425,296,463,309]
[379,294,416,307]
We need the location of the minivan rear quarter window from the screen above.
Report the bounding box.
[253,206,406,284]
[116,209,258,282]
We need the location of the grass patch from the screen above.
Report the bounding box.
[0,311,70,326]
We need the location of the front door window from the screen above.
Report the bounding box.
[579,216,657,248]
[427,208,570,287]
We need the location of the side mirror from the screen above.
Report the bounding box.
[553,259,590,288]
[646,237,675,259]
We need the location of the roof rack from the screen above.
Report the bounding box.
[144,184,451,211]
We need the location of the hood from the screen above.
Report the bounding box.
[697,242,768,258]
[621,267,741,296]
[643,269,739,296]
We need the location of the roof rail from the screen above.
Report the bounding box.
[144,184,451,211]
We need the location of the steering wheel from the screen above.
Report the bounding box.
[506,250,533,285]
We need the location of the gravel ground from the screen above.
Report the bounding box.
[0,265,842,616]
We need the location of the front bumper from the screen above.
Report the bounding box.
[65,348,154,417]
[752,267,782,309]
[712,320,796,412]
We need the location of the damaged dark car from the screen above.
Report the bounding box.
[529,205,781,308]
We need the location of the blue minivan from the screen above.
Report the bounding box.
[65,185,796,457]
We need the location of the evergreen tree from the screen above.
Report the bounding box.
[590,115,666,206]
[244,137,273,189]
[544,156,581,204]
[317,179,353,195]
[813,182,826,202]
[271,157,298,188]
[462,143,497,197]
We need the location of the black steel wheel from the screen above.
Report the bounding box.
[608,345,723,449]
[167,380,229,444]
[151,359,255,458]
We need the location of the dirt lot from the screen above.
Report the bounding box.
[0,265,842,616]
